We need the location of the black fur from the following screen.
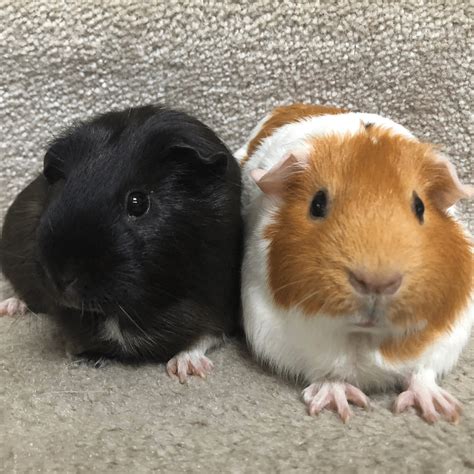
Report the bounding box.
[1,105,242,362]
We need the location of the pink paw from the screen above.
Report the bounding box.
[303,381,370,423]
[393,376,462,424]
[166,351,214,384]
[0,297,27,316]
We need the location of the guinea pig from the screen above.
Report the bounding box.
[237,103,473,423]
[0,105,242,381]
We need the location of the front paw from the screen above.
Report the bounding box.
[302,381,370,423]
[166,351,214,384]
[393,374,462,424]
[0,297,27,316]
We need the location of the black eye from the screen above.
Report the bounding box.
[127,191,150,217]
[413,192,424,223]
[310,190,328,219]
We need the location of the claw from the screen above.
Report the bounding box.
[393,374,462,424]
[166,351,214,384]
[303,381,369,422]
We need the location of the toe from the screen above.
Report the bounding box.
[395,388,439,423]
[307,385,331,416]
[345,384,370,408]
[420,409,438,424]
[433,396,458,424]
[433,391,461,424]
[0,298,27,316]
[414,392,438,424]
[333,385,352,423]
[177,358,191,384]
[188,360,206,378]
[0,302,8,316]
[438,388,462,411]
[188,355,214,378]
[393,390,415,414]
[302,384,319,404]
[0,299,13,316]
[166,352,214,383]
[166,358,178,379]
[200,356,214,372]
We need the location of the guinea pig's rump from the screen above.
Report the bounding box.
[1,175,53,314]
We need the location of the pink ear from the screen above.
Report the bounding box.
[250,152,306,195]
[428,155,473,210]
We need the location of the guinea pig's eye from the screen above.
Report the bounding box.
[126,191,150,217]
[412,192,425,223]
[310,190,328,219]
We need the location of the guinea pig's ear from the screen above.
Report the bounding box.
[43,147,65,184]
[424,153,473,211]
[168,143,228,174]
[251,149,308,195]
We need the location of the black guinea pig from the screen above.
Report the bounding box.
[0,105,242,381]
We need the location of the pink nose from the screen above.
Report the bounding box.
[348,270,403,295]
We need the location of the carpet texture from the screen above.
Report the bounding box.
[1,1,473,472]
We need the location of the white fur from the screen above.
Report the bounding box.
[100,316,155,355]
[234,112,272,162]
[102,318,128,348]
[101,317,223,371]
[182,333,222,355]
[239,109,473,392]
[396,302,473,377]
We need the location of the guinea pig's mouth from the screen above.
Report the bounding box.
[353,320,376,328]
[349,297,389,332]
[50,277,110,314]
[58,293,106,314]
[351,319,382,332]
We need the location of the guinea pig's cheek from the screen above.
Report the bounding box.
[264,222,352,316]
[386,303,427,334]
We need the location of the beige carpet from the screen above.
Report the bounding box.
[1,1,472,472]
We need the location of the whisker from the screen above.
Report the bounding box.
[0,250,28,258]
[7,304,42,332]
[272,277,315,294]
[293,288,324,310]
[125,305,156,345]
[117,304,149,338]
[8,209,43,216]
[27,306,42,320]
[314,297,333,316]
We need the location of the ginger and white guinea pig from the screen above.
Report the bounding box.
[0,105,242,381]
[236,104,473,423]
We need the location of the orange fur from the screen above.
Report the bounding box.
[241,104,346,164]
[264,127,472,362]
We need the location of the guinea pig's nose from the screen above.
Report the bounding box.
[348,270,403,296]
